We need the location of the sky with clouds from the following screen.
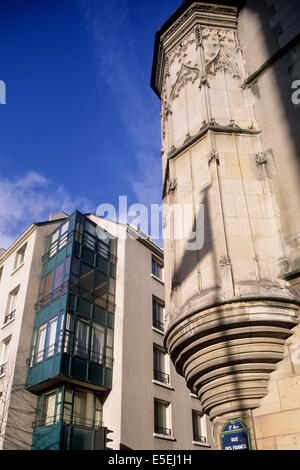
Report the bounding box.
[0,0,182,248]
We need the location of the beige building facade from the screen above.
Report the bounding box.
[0,211,213,450]
[151,0,300,450]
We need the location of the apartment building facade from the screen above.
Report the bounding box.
[0,211,214,450]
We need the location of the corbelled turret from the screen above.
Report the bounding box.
[151,1,300,449]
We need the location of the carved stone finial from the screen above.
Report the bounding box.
[200,120,208,131]
[168,145,177,156]
[167,178,177,194]
[256,152,268,166]
[219,255,231,267]
[184,133,192,144]
[208,149,220,166]
[209,118,218,126]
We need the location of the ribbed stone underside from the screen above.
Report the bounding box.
[165,299,299,418]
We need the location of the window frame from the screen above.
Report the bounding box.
[192,410,207,444]
[14,244,27,271]
[4,286,20,324]
[153,344,170,385]
[152,297,165,332]
[154,398,172,437]
[151,256,164,281]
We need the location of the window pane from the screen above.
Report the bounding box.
[41,391,56,426]
[44,317,57,358]
[75,320,89,358]
[73,390,94,427]
[59,222,69,249]
[79,263,93,298]
[8,292,17,313]
[154,401,166,429]
[0,340,10,365]
[85,222,96,237]
[91,324,105,363]
[53,263,64,292]
[94,272,107,308]
[64,257,71,283]
[36,325,46,362]
[49,231,59,257]
[106,328,113,349]
[44,272,53,299]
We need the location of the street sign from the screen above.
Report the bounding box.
[220,419,251,451]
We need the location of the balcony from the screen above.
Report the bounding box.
[35,281,115,314]
[26,339,113,392]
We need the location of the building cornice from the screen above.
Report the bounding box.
[0,218,67,265]
[0,224,37,264]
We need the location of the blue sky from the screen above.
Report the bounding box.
[0,0,182,248]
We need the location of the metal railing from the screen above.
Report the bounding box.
[33,414,102,430]
[153,369,170,385]
[28,339,113,369]
[4,309,16,324]
[42,231,73,264]
[154,426,171,436]
[27,341,63,366]
[35,280,115,313]
[152,318,164,332]
[42,230,117,265]
[193,434,207,444]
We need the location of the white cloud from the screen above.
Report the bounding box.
[78,0,162,207]
[0,171,93,249]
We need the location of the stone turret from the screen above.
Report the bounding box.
[151,1,300,448]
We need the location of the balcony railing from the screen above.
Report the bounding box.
[35,281,115,313]
[27,339,113,369]
[42,231,73,264]
[35,281,68,311]
[153,369,170,385]
[0,362,7,376]
[193,434,207,444]
[154,426,171,436]
[152,318,164,332]
[32,414,102,430]
[42,230,117,265]
[4,309,16,325]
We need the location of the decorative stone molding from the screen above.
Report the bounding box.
[204,45,241,80]
[169,29,196,66]
[195,25,203,48]
[208,149,220,166]
[170,63,201,101]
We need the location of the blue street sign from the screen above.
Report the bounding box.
[220,420,251,450]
